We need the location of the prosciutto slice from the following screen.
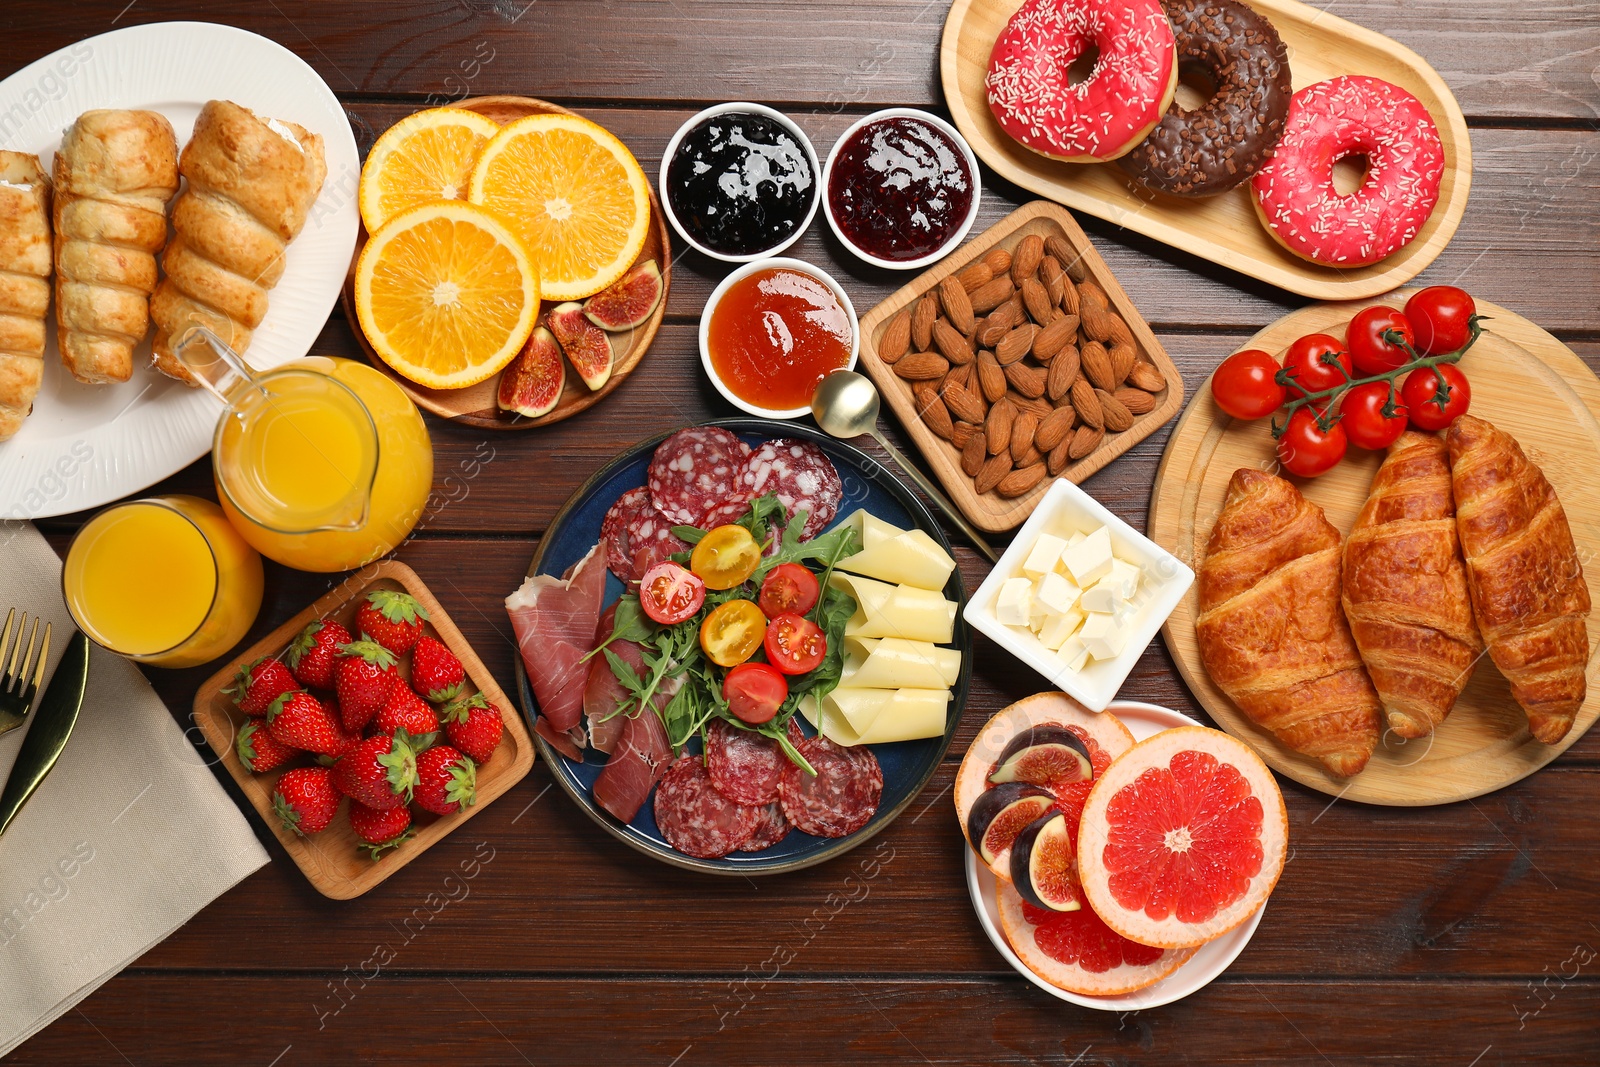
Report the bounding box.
[584,605,633,755]
[506,544,607,761]
[593,701,674,824]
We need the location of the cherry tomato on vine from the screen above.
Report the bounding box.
[1401,364,1472,431]
[699,599,767,667]
[763,613,827,676]
[723,662,788,725]
[758,563,821,617]
[1404,286,1477,357]
[1340,382,1409,450]
[639,562,705,625]
[1280,333,1353,396]
[1211,349,1286,419]
[690,524,762,590]
[1276,407,1347,477]
[1347,306,1415,375]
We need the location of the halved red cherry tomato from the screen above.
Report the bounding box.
[1281,334,1353,395]
[758,562,821,617]
[1211,349,1286,420]
[639,562,704,625]
[764,613,827,676]
[1276,406,1347,477]
[699,599,767,667]
[1347,306,1415,375]
[1340,382,1408,450]
[690,524,762,590]
[1404,286,1476,357]
[723,662,788,725]
[1401,363,1472,431]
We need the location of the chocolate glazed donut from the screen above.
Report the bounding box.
[1118,0,1292,197]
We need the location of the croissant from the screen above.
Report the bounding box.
[150,99,327,383]
[0,152,51,441]
[53,109,179,384]
[1196,467,1382,777]
[1447,415,1590,744]
[1342,432,1483,738]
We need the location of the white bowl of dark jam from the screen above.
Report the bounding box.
[822,108,982,271]
[661,103,821,263]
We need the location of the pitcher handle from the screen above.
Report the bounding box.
[172,326,266,405]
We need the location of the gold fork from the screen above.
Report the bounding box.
[0,609,50,739]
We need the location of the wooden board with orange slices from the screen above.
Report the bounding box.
[342,96,672,430]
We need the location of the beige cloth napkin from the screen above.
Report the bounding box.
[0,522,268,1057]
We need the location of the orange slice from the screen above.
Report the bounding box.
[354,201,540,390]
[468,113,650,301]
[359,108,500,234]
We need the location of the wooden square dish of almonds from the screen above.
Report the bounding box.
[857,201,1184,532]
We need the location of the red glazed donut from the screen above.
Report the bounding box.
[985,0,1177,164]
[1250,75,1445,267]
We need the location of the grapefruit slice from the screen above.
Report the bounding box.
[997,881,1196,997]
[955,693,1134,880]
[1078,727,1288,950]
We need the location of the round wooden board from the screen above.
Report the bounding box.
[339,95,672,430]
[1150,294,1600,805]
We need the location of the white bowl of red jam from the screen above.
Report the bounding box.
[660,102,822,263]
[822,107,982,271]
[699,257,859,420]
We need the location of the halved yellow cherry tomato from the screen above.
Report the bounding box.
[699,599,767,667]
[689,524,762,591]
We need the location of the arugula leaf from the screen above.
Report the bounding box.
[751,512,862,584]
[583,595,658,666]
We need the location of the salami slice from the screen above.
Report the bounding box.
[654,754,762,859]
[705,718,803,806]
[737,802,792,852]
[778,735,883,838]
[648,427,753,525]
[738,438,843,540]
[624,510,688,579]
[600,486,655,580]
[698,496,755,529]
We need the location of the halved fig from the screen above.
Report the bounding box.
[548,302,615,391]
[584,259,662,332]
[967,783,1055,867]
[1009,811,1082,913]
[988,725,1093,791]
[497,326,565,417]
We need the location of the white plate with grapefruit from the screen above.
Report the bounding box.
[957,695,1285,1009]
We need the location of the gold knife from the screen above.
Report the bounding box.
[0,631,89,835]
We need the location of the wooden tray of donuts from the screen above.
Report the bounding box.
[857,200,1183,533]
[940,0,1472,301]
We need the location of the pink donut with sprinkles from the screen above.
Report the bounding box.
[1250,75,1445,267]
[985,0,1177,164]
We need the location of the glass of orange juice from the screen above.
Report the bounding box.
[173,327,434,573]
[63,495,264,669]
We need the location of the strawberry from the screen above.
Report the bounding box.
[441,692,503,764]
[335,639,400,733]
[411,635,466,703]
[332,728,428,810]
[266,691,346,756]
[236,719,295,773]
[226,656,297,717]
[414,745,476,816]
[271,767,342,836]
[347,800,413,859]
[285,618,352,690]
[373,684,440,737]
[355,590,429,655]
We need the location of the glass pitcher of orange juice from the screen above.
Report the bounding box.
[173,327,434,573]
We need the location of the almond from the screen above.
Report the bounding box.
[1033,314,1078,361]
[933,319,974,366]
[1011,234,1043,285]
[976,350,1007,403]
[969,276,1015,315]
[1010,410,1038,463]
[1004,360,1046,399]
[961,432,987,476]
[951,420,977,450]
[1015,444,1043,468]
[939,276,976,335]
[1079,295,1116,345]
[1047,344,1080,400]
[1039,255,1066,307]
[1060,275,1081,316]
[1114,386,1156,415]
[912,293,938,351]
[994,324,1037,366]
[1012,392,1055,419]
[1079,279,1110,310]
[1107,314,1135,352]
[1035,405,1077,452]
[916,387,954,439]
[944,380,987,424]
[1068,424,1104,459]
[894,351,948,381]
[1047,436,1073,476]
[878,309,911,365]
[983,247,1012,275]
[1071,377,1103,429]
[975,452,1013,494]
[1097,388,1134,432]
[958,262,993,293]
[1020,277,1053,325]
[1046,234,1088,282]
[976,298,1021,345]
[997,463,1046,498]
[945,361,973,389]
[1081,341,1117,392]
[1128,361,1167,393]
[1109,342,1137,384]
[985,397,1015,456]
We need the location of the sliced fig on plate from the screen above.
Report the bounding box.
[548,302,615,391]
[988,725,1093,791]
[497,326,565,417]
[1009,811,1082,913]
[584,259,662,331]
[967,782,1055,867]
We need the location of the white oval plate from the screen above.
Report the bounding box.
[0,21,360,519]
[965,700,1267,1010]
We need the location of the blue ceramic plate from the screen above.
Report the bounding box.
[514,418,971,875]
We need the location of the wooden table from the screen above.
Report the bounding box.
[7,2,1599,1063]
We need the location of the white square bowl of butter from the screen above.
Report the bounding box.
[963,479,1194,712]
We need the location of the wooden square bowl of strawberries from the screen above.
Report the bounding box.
[193,560,535,899]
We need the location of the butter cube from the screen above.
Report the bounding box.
[996,577,1033,627]
[1079,579,1122,614]
[1037,606,1085,651]
[1056,634,1091,672]
[1066,530,1086,547]
[1035,570,1081,616]
[1022,533,1068,578]
[1102,557,1142,601]
[1080,611,1130,660]
[1060,527,1113,587]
